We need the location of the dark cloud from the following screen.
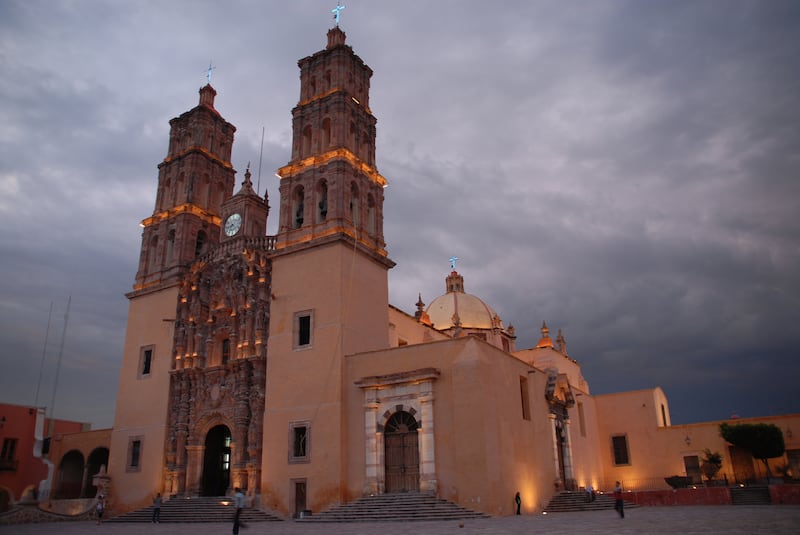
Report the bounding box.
[1,1,798,428]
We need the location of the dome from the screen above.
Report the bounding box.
[425,271,502,330]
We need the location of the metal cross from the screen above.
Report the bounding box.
[449,256,459,270]
[332,2,345,25]
[206,61,216,84]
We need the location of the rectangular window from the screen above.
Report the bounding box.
[127,436,143,472]
[139,345,154,378]
[0,438,18,472]
[519,376,530,420]
[577,402,586,437]
[612,435,630,465]
[289,422,310,463]
[294,311,313,349]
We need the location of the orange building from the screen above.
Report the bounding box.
[106,25,800,518]
[0,403,88,510]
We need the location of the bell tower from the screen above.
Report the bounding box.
[134,84,236,293]
[264,27,394,516]
[275,26,387,256]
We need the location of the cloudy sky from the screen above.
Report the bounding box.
[1,1,798,429]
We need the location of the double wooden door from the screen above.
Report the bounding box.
[384,412,420,493]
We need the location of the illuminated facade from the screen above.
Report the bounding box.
[107,26,800,517]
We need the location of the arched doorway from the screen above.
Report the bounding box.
[202,425,231,496]
[56,450,84,499]
[384,411,419,493]
[84,447,109,497]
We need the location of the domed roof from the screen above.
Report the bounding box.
[426,271,502,330]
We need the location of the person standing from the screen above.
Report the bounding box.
[514,492,521,515]
[95,495,105,525]
[613,481,624,518]
[232,487,246,534]
[152,492,162,523]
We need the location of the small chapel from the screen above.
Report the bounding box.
[104,24,799,518]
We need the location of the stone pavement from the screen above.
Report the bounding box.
[2,506,799,535]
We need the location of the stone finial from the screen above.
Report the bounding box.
[327,26,346,48]
[199,84,217,109]
[415,293,425,319]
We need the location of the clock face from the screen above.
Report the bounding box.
[224,213,242,236]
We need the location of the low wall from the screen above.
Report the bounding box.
[625,487,730,506]
[625,485,800,506]
[771,485,800,505]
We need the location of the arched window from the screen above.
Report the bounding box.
[322,118,332,149]
[221,338,230,365]
[195,230,207,257]
[324,70,332,90]
[317,180,328,222]
[367,194,376,235]
[349,183,360,227]
[293,186,305,229]
[148,235,159,272]
[302,126,313,157]
[203,174,212,207]
[361,130,369,160]
[176,172,185,204]
[166,229,175,266]
[349,122,356,152]
[385,411,419,434]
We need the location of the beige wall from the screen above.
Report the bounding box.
[388,305,448,347]
[592,390,800,490]
[346,336,562,515]
[263,241,390,515]
[108,287,177,511]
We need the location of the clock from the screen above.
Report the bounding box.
[224,213,242,236]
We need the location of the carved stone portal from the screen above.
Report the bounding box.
[164,247,270,497]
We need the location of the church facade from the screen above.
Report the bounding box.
[106,27,800,517]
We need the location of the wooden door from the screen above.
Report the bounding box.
[384,412,420,493]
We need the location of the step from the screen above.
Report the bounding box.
[297,492,489,523]
[107,496,282,523]
[730,486,771,505]
[544,491,638,513]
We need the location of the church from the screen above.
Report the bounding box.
[105,25,799,518]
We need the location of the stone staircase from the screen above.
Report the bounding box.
[106,496,283,523]
[296,492,490,522]
[730,486,771,505]
[544,491,639,512]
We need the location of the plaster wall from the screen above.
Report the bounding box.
[108,287,177,511]
[346,336,559,516]
[263,241,390,515]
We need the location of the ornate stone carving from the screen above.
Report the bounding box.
[164,246,271,496]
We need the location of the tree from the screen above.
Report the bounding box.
[719,422,785,482]
[700,449,723,482]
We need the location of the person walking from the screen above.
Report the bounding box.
[613,481,624,518]
[95,494,105,525]
[232,487,246,534]
[152,492,162,523]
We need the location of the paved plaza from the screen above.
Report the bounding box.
[2,506,800,535]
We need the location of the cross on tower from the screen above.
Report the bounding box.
[449,256,459,270]
[332,2,345,25]
[205,61,216,84]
